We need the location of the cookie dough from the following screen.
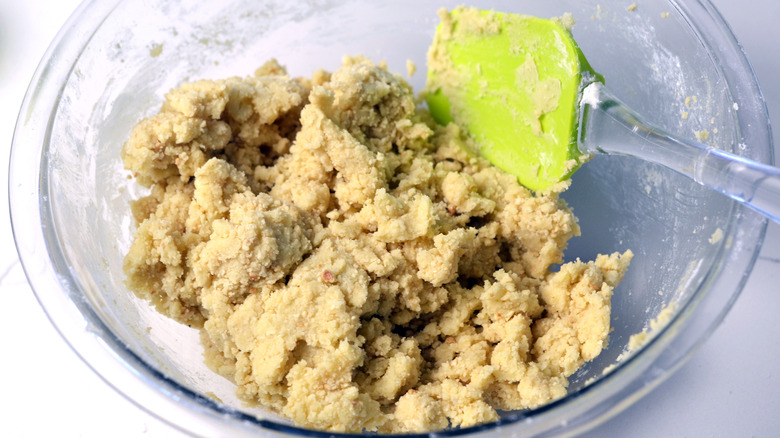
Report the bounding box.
[122,56,632,433]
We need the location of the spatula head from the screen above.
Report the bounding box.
[426,7,600,192]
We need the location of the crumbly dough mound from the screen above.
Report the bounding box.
[122,56,632,433]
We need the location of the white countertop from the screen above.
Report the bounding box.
[2,1,778,436]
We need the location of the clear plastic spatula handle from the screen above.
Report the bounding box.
[579,82,780,223]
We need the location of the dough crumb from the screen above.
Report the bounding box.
[627,2,638,12]
[406,59,417,78]
[553,12,576,31]
[627,303,677,350]
[709,227,724,244]
[593,4,603,20]
[149,43,163,57]
[695,129,710,142]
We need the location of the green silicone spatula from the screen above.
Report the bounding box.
[426,7,780,222]
[426,8,599,192]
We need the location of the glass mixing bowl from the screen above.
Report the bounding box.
[10,0,772,436]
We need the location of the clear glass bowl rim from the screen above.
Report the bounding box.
[9,0,772,436]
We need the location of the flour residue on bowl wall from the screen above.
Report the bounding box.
[586,2,731,153]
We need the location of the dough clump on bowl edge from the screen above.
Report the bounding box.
[121,55,632,433]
